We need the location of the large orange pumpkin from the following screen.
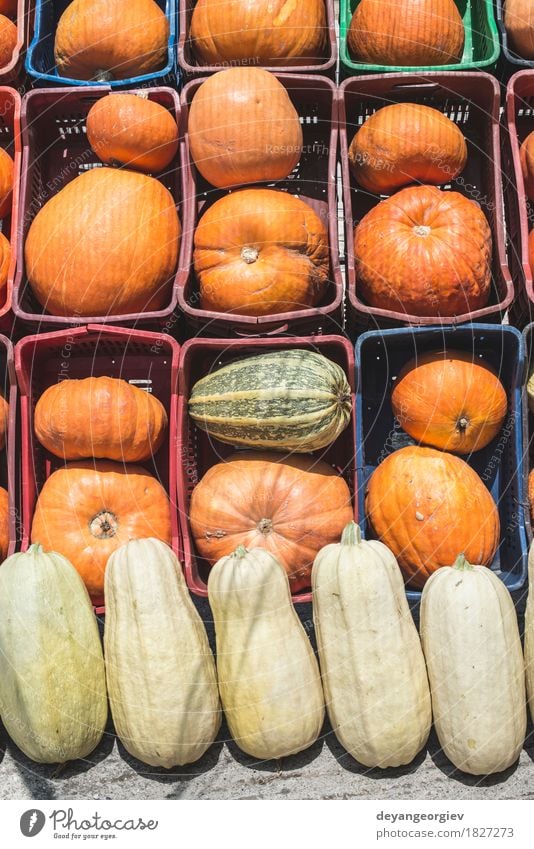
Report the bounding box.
[0,231,10,307]
[391,351,508,455]
[25,168,180,317]
[0,147,13,219]
[189,451,353,592]
[505,0,534,59]
[31,460,172,602]
[34,377,168,462]
[520,131,534,201]
[190,0,326,66]
[529,229,534,274]
[54,0,168,81]
[194,189,329,315]
[348,103,467,195]
[348,0,464,67]
[86,94,179,175]
[0,13,16,67]
[353,185,492,317]
[188,68,303,188]
[0,388,8,452]
[0,485,8,561]
[365,446,499,588]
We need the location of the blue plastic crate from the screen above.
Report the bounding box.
[26,0,178,88]
[496,0,534,70]
[355,324,528,602]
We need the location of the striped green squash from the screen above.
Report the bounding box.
[189,350,352,452]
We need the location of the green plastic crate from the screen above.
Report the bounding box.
[340,0,500,75]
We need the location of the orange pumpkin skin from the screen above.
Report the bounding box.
[54,0,168,81]
[0,13,16,67]
[190,0,326,66]
[189,452,353,593]
[365,446,499,588]
[520,131,534,201]
[505,0,534,59]
[391,351,508,455]
[31,460,172,602]
[34,377,168,463]
[349,103,467,194]
[348,0,464,67]
[0,388,8,452]
[0,147,13,219]
[0,230,10,307]
[0,486,8,561]
[194,189,329,315]
[188,68,303,188]
[353,185,492,317]
[529,470,534,523]
[86,94,179,175]
[0,1,17,18]
[529,229,534,274]
[25,168,180,317]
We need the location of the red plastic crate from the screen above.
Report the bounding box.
[177,334,357,604]
[340,73,513,330]
[0,87,21,332]
[504,71,534,327]
[178,74,343,336]
[178,0,337,78]
[13,86,193,330]
[15,324,180,613]
[0,0,25,84]
[0,332,18,557]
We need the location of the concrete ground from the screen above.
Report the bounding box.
[2,600,534,801]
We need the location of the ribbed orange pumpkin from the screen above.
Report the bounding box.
[54,0,168,81]
[86,94,179,174]
[31,461,173,602]
[188,68,303,188]
[353,185,492,317]
[0,231,10,306]
[190,452,353,592]
[349,103,467,194]
[391,351,508,454]
[0,1,17,17]
[0,389,8,452]
[0,13,16,66]
[348,0,464,66]
[190,0,326,66]
[34,377,168,462]
[365,446,499,588]
[505,0,534,59]
[25,168,180,317]
[0,485,8,561]
[194,189,329,315]
[520,131,534,201]
[0,147,13,219]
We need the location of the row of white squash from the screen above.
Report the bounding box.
[0,527,529,776]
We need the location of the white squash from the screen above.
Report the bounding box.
[420,555,526,775]
[524,541,534,721]
[312,521,431,767]
[0,544,107,763]
[104,538,221,768]
[208,545,324,760]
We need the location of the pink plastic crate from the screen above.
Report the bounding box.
[0,86,21,331]
[15,324,180,613]
[0,332,17,557]
[177,334,357,604]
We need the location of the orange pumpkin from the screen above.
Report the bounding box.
[0,147,13,219]
[0,13,16,67]
[188,68,303,188]
[54,0,168,81]
[529,469,534,523]
[190,0,326,66]
[353,185,492,317]
[348,0,464,67]
[0,230,10,307]
[25,168,180,317]
[365,446,499,588]
[520,131,534,201]
[348,103,467,194]
[505,0,534,59]
[194,188,329,315]
[34,377,168,462]
[391,351,507,454]
[529,229,534,274]
[31,460,172,602]
[86,94,179,175]
[0,1,17,18]
[189,451,353,592]
[0,485,8,561]
[0,388,8,452]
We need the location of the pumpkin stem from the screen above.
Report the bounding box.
[93,69,113,82]
[89,510,118,539]
[453,553,473,571]
[257,518,273,536]
[413,225,432,237]
[28,543,43,555]
[241,246,259,264]
[341,521,362,546]
[457,416,469,432]
[233,545,248,559]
